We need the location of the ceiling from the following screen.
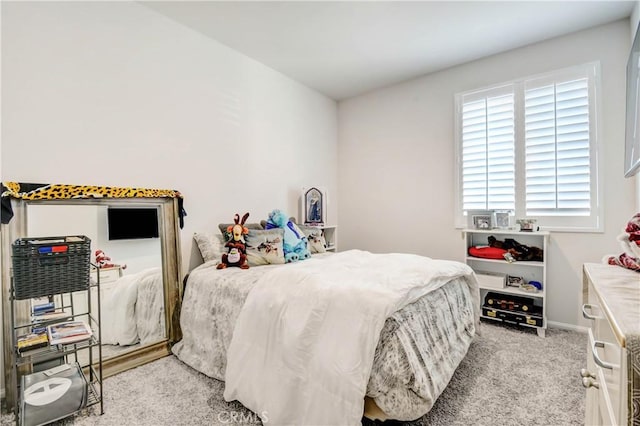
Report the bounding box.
[144,1,636,100]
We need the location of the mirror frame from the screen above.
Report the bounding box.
[1,197,183,408]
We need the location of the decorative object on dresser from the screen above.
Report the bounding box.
[582,263,639,426]
[463,228,548,337]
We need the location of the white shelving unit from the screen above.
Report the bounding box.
[462,228,549,337]
[319,225,338,251]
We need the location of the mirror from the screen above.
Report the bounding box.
[27,203,165,359]
[2,196,182,408]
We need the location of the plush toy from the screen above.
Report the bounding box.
[94,249,127,269]
[265,209,311,263]
[604,213,640,271]
[487,236,543,262]
[217,212,250,270]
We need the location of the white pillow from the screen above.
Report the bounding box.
[298,225,327,254]
[245,229,286,266]
[193,232,225,263]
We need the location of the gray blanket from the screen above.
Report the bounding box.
[172,255,476,420]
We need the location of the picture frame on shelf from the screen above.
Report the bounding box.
[472,215,492,229]
[494,210,513,229]
[466,209,495,229]
[301,187,327,225]
[516,218,538,232]
[506,275,525,288]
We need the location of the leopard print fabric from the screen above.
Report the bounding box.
[1,182,181,200]
[1,182,185,226]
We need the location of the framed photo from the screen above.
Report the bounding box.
[506,275,525,288]
[466,209,495,229]
[494,210,512,229]
[472,214,492,229]
[301,187,326,225]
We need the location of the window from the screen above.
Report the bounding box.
[455,63,602,232]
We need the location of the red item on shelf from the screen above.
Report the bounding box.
[468,246,507,260]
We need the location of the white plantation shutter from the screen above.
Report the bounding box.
[461,91,515,211]
[524,78,591,216]
[455,63,601,231]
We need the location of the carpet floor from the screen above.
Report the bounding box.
[1,321,586,426]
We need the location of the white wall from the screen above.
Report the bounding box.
[1,1,338,270]
[338,19,636,329]
[1,1,337,395]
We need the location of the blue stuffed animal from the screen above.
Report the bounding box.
[265,209,311,263]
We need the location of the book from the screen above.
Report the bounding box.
[16,332,49,353]
[47,320,92,345]
[32,302,55,315]
[32,309,71,323]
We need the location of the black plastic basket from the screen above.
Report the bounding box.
[12,236,91,300]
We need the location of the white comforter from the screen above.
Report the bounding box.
[223,250,478,426]
[101,267,165,346]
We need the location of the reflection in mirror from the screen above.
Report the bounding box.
[26,203,166,361]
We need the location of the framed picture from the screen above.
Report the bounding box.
[472,215,492,229]
[506,275,525,288]
[494,210,512,229]
[466,209,495,229]
[301,187,326,225]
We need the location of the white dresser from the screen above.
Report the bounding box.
[582,263,640,426]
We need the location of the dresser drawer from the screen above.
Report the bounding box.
[584,281,626,425]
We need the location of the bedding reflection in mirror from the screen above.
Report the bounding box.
[26,204,166,360]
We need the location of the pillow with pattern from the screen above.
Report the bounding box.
[298,225,327,254]
[193,232,226,263]
[245,229,285,266]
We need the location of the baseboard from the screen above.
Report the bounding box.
[547,321,588,333]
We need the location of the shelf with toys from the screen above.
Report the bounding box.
[462,228,549,337]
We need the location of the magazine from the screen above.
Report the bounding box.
[32,309,71,323]
[16,332,49,353]
[47,321,93,345]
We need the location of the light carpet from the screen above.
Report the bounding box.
[1,322,586,426]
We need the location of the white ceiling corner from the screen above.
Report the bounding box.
[142,1,635,100]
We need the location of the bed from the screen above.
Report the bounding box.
[172,247,479,425]
[100,267,166,347]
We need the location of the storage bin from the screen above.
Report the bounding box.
[475,271,506,289]
[12,236,91,300]
[482,306,543,327]
[20,362,88,426]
